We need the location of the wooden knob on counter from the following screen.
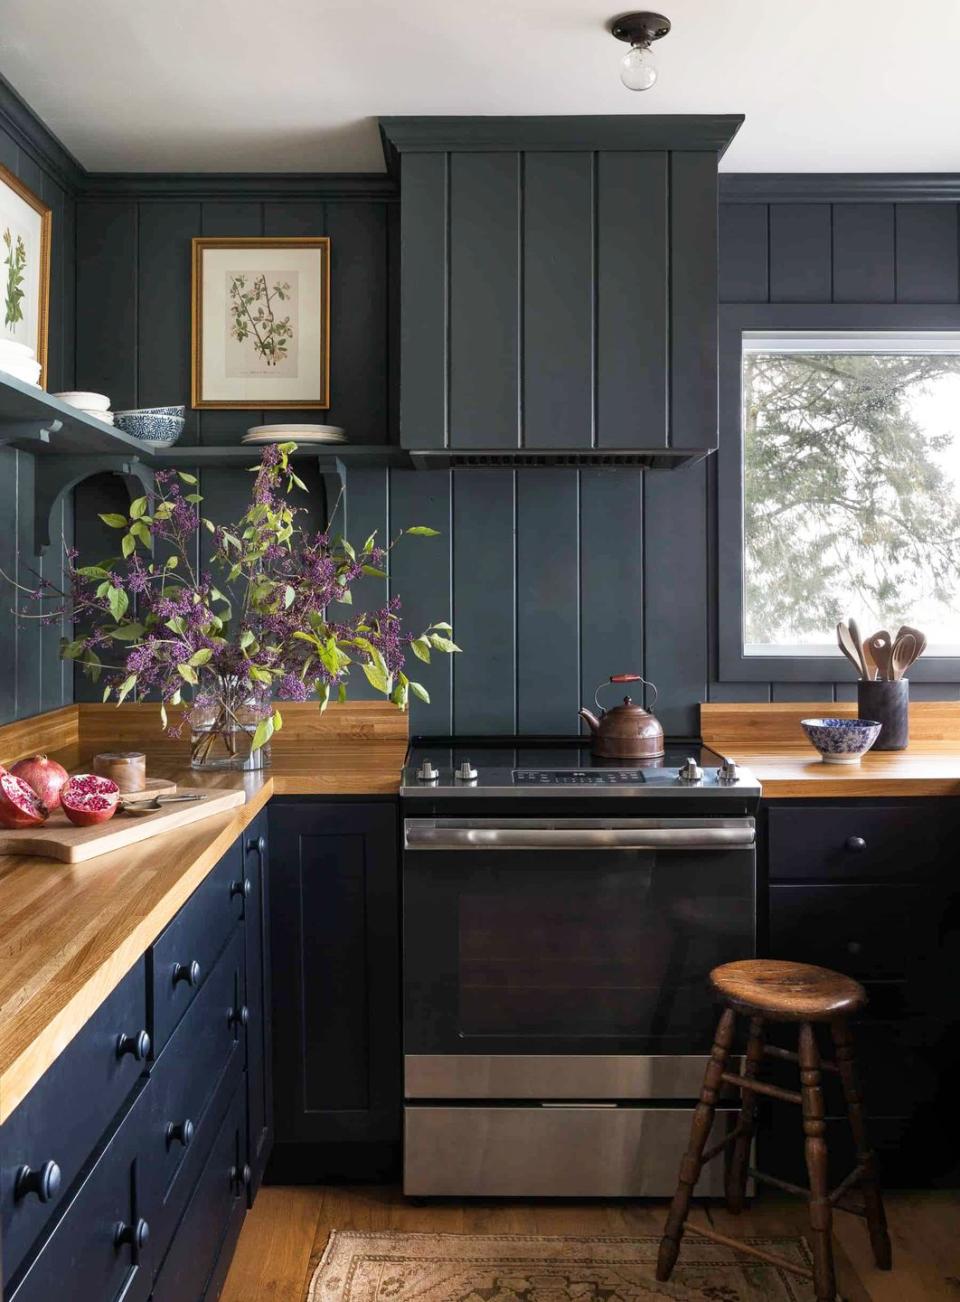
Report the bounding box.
[93,751,147,793]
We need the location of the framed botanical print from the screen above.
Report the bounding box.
[0,163,52,387]
[191,236,330,409]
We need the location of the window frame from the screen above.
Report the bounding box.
[717,302,960,682]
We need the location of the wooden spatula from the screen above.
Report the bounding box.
[866,630,894,681]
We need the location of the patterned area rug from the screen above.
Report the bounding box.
[307,1230,816,1301]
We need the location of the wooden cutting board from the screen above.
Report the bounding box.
[0,788,245,863]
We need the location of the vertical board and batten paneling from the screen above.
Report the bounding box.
[715,192,960,708]
[398,154,446,449]
[448,153,520,449]
[670,154,720,451]
[0,108,77,722]
[522,152,593,447]
[596,152,668,448]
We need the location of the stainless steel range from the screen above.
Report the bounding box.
[400,739,761,1198]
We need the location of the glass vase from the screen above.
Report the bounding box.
[188,674,272,771]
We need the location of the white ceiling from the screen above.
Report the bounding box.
[2,0,959,174]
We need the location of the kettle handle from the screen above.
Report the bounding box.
[595,675,659,712]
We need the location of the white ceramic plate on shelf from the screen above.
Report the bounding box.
[53,391,111,411]
[242,424,345,444]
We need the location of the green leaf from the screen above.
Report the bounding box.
[164,555,179,569]
[108,586,129,621]
[248,665,273,685]
[272,709,283,732]
[129,496,148,519]
[76,565,111,579]
[283,584,295,608]
[121,532,136,559]
[117,673,138,703]
[361,660,390,695]
[188,648,213,667]
[337,682,347,704]
[102,684,112,702]
[239,629,255,651]
[361,564,387,578]
[159,702,168,729]
[429,621,453,633]
[317,682,331,714]
[335,586,353,605]
[98,513,128,529]
[251,715,274,753]
[177,471,198,485]
[405,526,441,536]
[166,615,186,636]
[411,636,432,663]
[108,623,146,641]
[130,521,152,546]
[429,634,462,654]
[60,637,86,660]
[409,680,431,704]
[177,663,199,685]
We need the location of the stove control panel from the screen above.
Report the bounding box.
[513,769,649,786]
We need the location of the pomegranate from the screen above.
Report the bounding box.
[0,769,49,828]
[60,774,120,827]
[9,753,69,810]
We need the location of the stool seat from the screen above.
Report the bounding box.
[710,959,867,1021]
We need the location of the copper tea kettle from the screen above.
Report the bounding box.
[578,674,665,760]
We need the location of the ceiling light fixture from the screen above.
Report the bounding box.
[608,12,671,91]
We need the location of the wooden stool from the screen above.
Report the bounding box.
[656,959,892,1300]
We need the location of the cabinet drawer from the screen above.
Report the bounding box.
[1,959,150,1286]
[768,884,942,981]
[150,840,244,1054]
[147,928,246,1260]
[767,804,954,882]
[7,1080,153,1302]
[150,1081,246,1302]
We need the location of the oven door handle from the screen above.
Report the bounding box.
[404,824,756,850]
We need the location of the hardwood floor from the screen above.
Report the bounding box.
[221,1184,960,1300]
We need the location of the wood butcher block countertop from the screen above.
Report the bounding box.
[701,700,960,798]
[0,702,407,1123]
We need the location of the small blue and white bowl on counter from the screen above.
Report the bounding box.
[801,717,882,764]
[114,407,185,448]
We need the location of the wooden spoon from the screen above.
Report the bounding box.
[890,632,917,681]
[836,622,866,677]
[866,631,895,681]
[847,617,871,679]
[860,637,880,681]
[895,625,927,666]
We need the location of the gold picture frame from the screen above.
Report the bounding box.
[0,162,52,389]
[191,236,331,409]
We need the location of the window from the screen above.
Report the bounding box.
[741,330,960,658]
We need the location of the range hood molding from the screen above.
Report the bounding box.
[384,114,743,467]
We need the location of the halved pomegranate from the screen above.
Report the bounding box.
[10,753,69,811]
[60,774,120,827]
[0,770,49,828]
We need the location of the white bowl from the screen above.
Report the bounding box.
[0,362,42,382]
[54,391,111,411]
[0,340,34,358]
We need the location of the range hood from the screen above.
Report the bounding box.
[381,115,743,468]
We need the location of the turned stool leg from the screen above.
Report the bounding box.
[831,1017,892,1271]
[725,1015,764,1214]
[656,1006,736,1282]
[798,1023,836,1302]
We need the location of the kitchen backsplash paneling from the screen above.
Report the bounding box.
[0,91,76,724]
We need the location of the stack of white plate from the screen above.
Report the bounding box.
[0,340,41,386]
[53,391,115,425]
[242,423,346,445]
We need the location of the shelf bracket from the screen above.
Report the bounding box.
[316,455,347,532]
[34,456,155,555]
[0,417,64,448]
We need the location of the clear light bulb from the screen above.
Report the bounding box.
[620,43,658,91]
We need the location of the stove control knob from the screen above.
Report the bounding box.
[717,757,739,784]
[417,760,440,783]
[455,760,478,782]
[678,757,703,784]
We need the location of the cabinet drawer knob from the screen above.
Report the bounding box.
[114,1217,150,1251]
[230,877,252,900]
[116,1029,151,1061]
[230,1163,252,1190]
[14,1160,61,1204]
[165,1118,195,1149]
[229,1004,250,1029]
[845,836,867,852]
[246,834,266,856]
[173,959,201,988]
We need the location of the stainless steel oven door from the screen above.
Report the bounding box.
[402,816,756,1067]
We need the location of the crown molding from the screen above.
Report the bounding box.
[720,173,960,203]
[0,73,85,192]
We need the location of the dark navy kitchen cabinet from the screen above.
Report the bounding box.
[761,799,960,1187]
[0,828,272,1302]
[380,116,742,460]
[268,800,401,1180]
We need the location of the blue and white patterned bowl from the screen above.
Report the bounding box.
[114,411,185,445]
[801,717,882,764]
[116,405,184,418]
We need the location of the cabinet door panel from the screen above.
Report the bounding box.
[448,153,520,448]
[670,152,719,450]
[596,151,668,449]
[269,801,400,1149]
[399,152,447,449]
[242,810,273,1199]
